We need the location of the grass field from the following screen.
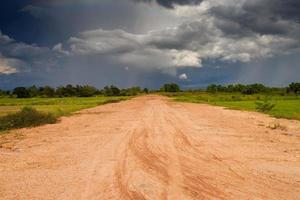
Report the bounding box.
[165,92,300,120]
[0,96,130,117]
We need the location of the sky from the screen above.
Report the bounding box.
[0,0,299,89]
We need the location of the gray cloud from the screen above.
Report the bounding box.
[64,10,299,72]
[1,0,300,88]
[209,0,300,37]
[0,30,56,74]
[4,0,300,78]
[133,0,203,8]
[0,31,14,44]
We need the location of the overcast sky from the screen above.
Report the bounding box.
[0,0,299,89]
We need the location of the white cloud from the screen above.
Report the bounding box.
[179,73,188,80]
[169,50,200,67]
[0,66,18,75]
[0,57,20,74]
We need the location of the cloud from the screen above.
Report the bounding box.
[68,29,141,55]
[1,0,300,88]
[0,31,14,44]
[0,31,55,74]
[53,43,70,56]
[133,0,203,8]
[65,9,298,74]
[67,28,202,73]
[179,73,188,80]
[0,55,22,75]
[0,66,18,75]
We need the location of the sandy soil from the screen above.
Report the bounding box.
[0,95,300,200]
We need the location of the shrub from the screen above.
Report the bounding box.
[0,107,57,131]
[255,99,275,112]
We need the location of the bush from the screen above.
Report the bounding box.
[255,99,275,112]
[0,107,57,131]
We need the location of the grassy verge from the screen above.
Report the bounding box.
[0,96,130,132]
[164,92,300,120]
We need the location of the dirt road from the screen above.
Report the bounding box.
[1,95,300,200]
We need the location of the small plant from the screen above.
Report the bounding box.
[255,99,275,112]
[0,107,57,132]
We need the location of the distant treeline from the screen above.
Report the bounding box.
[0,82,299,98]
[0,85,149,98]
[205,82,300,95]
[160,82,300,95]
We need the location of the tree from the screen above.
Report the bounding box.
[0,89,6,96]
[143,88,149,94]
[27,85,39,97]
[104,85,120,96]
[288,82,300,94]
[207,84,218,93]
[77,85,97,97]
[65,84,76,97]
[56,85,76,97]
[43,86,56,97]
[13,87,30,98]
[161,83,180,92]
[241,84,266,95]
[55,86,66,97]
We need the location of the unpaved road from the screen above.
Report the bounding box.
[1,95,300,200]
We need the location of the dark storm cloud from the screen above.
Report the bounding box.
[210,0,300,36]
[1,0,300,89]
[133,0,202,8]
[244,0,300,22]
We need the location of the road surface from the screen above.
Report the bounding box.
[1,95,300,200]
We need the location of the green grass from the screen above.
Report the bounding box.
[0,96,130,132]
[165,92,300,120]
[0,96,129,117]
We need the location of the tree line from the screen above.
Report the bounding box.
[0,85,149,98]
[0,82,299,98]
[206,83,300,95]
[160,82,300,94]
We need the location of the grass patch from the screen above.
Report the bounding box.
[165,92,300,120]
[0,96,129,117]
[0,96,130,132]
[0,107,57,132]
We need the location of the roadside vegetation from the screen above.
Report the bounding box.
[162,82,300,120]
[0,107,57,132]
[0,84,147,132]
